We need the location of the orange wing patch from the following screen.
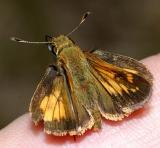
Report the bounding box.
[30,66,94,136]
[39,77,66,122]
[86,52,140,96]
[85,51,151,120]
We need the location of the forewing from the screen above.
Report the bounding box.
[85,50,153,120]
[29,66,56,122]
[92,50,152,82]
[29,66,93,136]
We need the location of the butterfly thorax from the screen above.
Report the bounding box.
[57,42,88,75]
[54,35,90,80]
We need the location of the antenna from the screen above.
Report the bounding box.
[11,12,91,44]
[66,11,91,36]
[10,37,53,44]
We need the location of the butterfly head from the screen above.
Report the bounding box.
[46,35,74,56]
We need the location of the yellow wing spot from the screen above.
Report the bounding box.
[126,73,134,83]
[130,88,137,93]
[127,73,132,77]
[100,73,122,95]
[101,80,118,96]
[136,87,139,90]
[123,68,138,74]
[119,84,129,94]
[59,100,66,119]
[40,96,49,112]
[44,94,57,122]
[53,100,60,121]
[52,98,66,121]
[95,66,116,79]
[107,78,123,95]
[105,71,116,79]
[54,90,61,98]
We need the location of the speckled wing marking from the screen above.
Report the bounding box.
[29,66,93,136]
[85,50,153,121]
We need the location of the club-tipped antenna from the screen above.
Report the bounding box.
[66,11,91,37]
[10,37,53,44]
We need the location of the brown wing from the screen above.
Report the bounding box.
[29,66,94,136]
[85,50,153,121]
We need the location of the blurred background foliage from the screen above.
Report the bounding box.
[0,0,160,129]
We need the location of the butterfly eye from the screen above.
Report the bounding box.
[45,35,56,54]
[48,44,53,52]
[47,44,57,56]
